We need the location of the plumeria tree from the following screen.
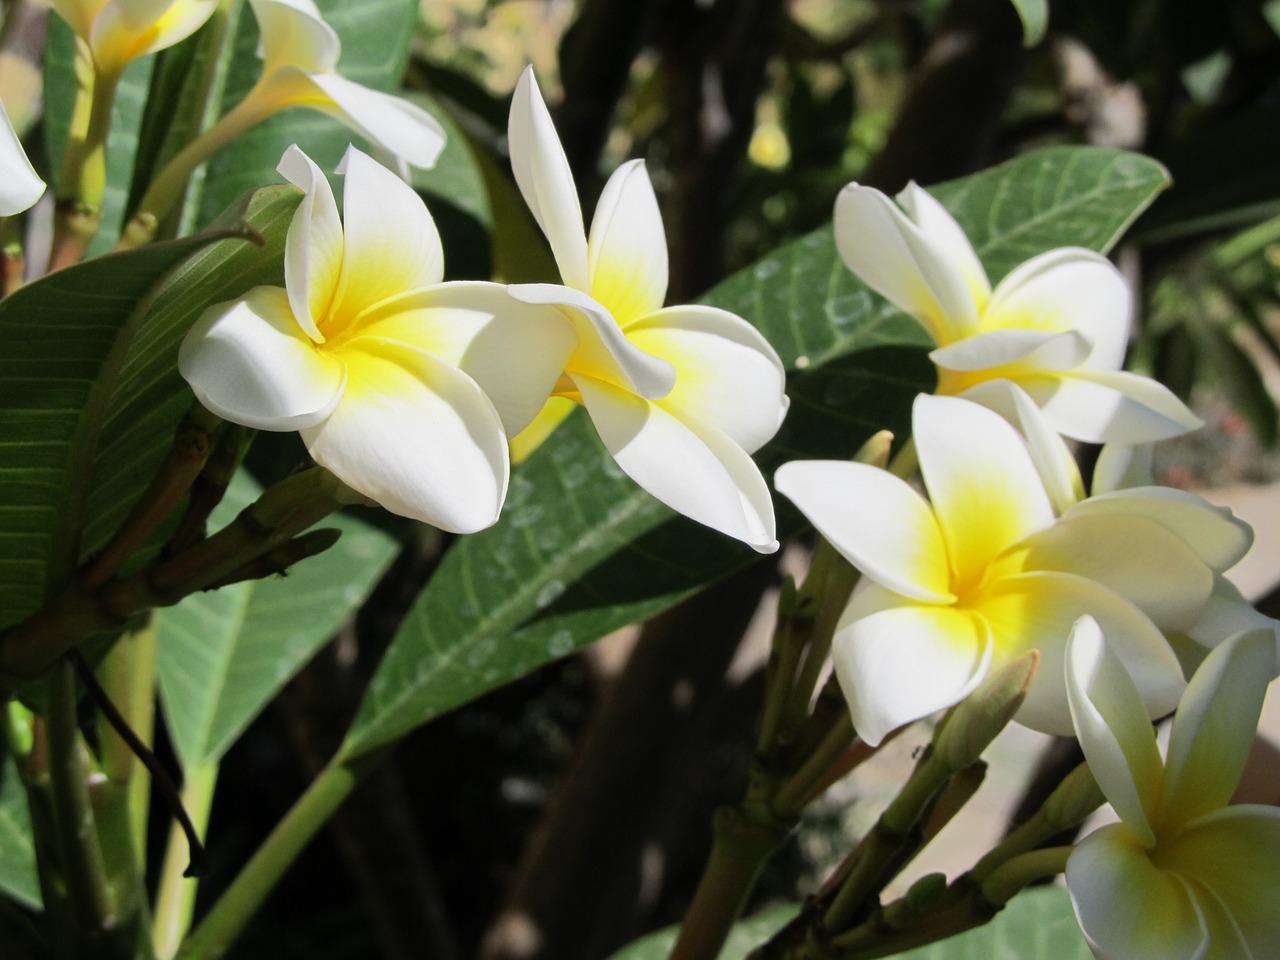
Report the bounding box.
[1,1,1278,959]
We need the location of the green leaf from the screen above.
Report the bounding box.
[341,145,1170,758]
[193,0,420,228]
[156,471,398,773]
[43,16,157,254]
[0,755,39,910]
[0,185,299,631]
[1007,0,1049,46]
[606,904,796,960]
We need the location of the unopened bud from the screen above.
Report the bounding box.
[854,430,893,468]
[936,651,1039,771]
[1044,762,1105,831]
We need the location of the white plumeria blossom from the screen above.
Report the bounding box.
[775,394,1190,746]
[1065,619,1280,960]
[0,98,45,215]
[50,0,218,77]
[834,181,1200,445]
[232,0,446,169]
[505,66,788,553]
[179,144,575,532]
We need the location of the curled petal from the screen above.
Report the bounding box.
[834,183,980,344]
[628,305,787,453]
[178,286,344,431]
[358,281,577,438]
[983,571,1184,738]
[574,376,777,552]
[1183,576,1280,658]
[588,160,668,324]
[896,182,990,308]
[302,339,509,532]
[774,460,953,603]
[326,146,443,331]
[1092,443,1155,494]
[982,248,1131,370]
[931,328,1090,374]
[0,101,45,215]
[277,144,343,342]
[305,72,446,170]
[913,394,1054,578]
[1158,805,1280,958]
[509,67,590,291]
[90,0,218,72]
[508,283,676,399]
[1159,630,1277,827]
[1066,824,1209,960]
[1018,369,1202,444]
[249,0,339,73]
[832,593,992,746]
[1064,616,1163,841]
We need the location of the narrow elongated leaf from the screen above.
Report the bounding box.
[193,0,420,227]
[605,887,1087,959]
[0,756,39,909]
[1008,0,1049,46]
[342,146,1169,757]
[0,185,299,632]
[43,17,157,254]
[156,471,397,773]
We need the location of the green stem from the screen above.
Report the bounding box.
[175,751,381,960]
[977,846,1071,905]
[153,763,219,960]
[772,711,855,815]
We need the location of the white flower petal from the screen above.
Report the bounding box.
[249,0,338,73]
[178,286,344,430]
[834,183,980,344]
[1064,617,1163,841]
[832,595,992,746]
[774,460,953,603]
[306,72,446,170]
[90,0,218,72]
[1015,512,1214,632]
[627,305,787,453]
[1064,488,1252,575]
[1066,824,1209,960]
[508,67,590,291]
[985,572,1185,739]
[1018,370,1202,444]
[277,144,342,342]
[301,339,508,532]
[357,281,577,438]
[1159,630,1276,827]
[1183,576,1280,658]
[574,376,777,552]
[324,146,443,328]
[1092,443,1155,494]
[1003,380,1086,513]
[982,248,1131,370]
[896,182,990,308]
[587,159,668,324]
[0,101,45,215]
[913,394,1054,577]
[50,0,97,41]
[508,283,676,399]
[930,328,1090,373]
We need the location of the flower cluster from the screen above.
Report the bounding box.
[179,68,788,547]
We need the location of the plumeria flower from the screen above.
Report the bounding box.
[994,381,1278,671]
[505,66,788,553]
[834,182,1200,444]
[50,0,218,78]
[774,394,1188,745]
[1065,618,1280,960]
[0,98,44,215]
[179,144,575,532]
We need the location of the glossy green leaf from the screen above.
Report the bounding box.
[342,146,1169,758]
[0,185,299,631]
[606,887,1087,959]
[0,756,39,910]
[193,0,421,228]
[43,16,157,254]
[1007,0,1049,46]
[156,471,397,773]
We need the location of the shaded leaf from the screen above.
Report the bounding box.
[606,904,796,960]
[1008,0,1049,46]
[0,755,39,910]
[342,146,1169,758]
[156,471,397,772]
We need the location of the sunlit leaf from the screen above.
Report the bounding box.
[342,146,1169,758]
